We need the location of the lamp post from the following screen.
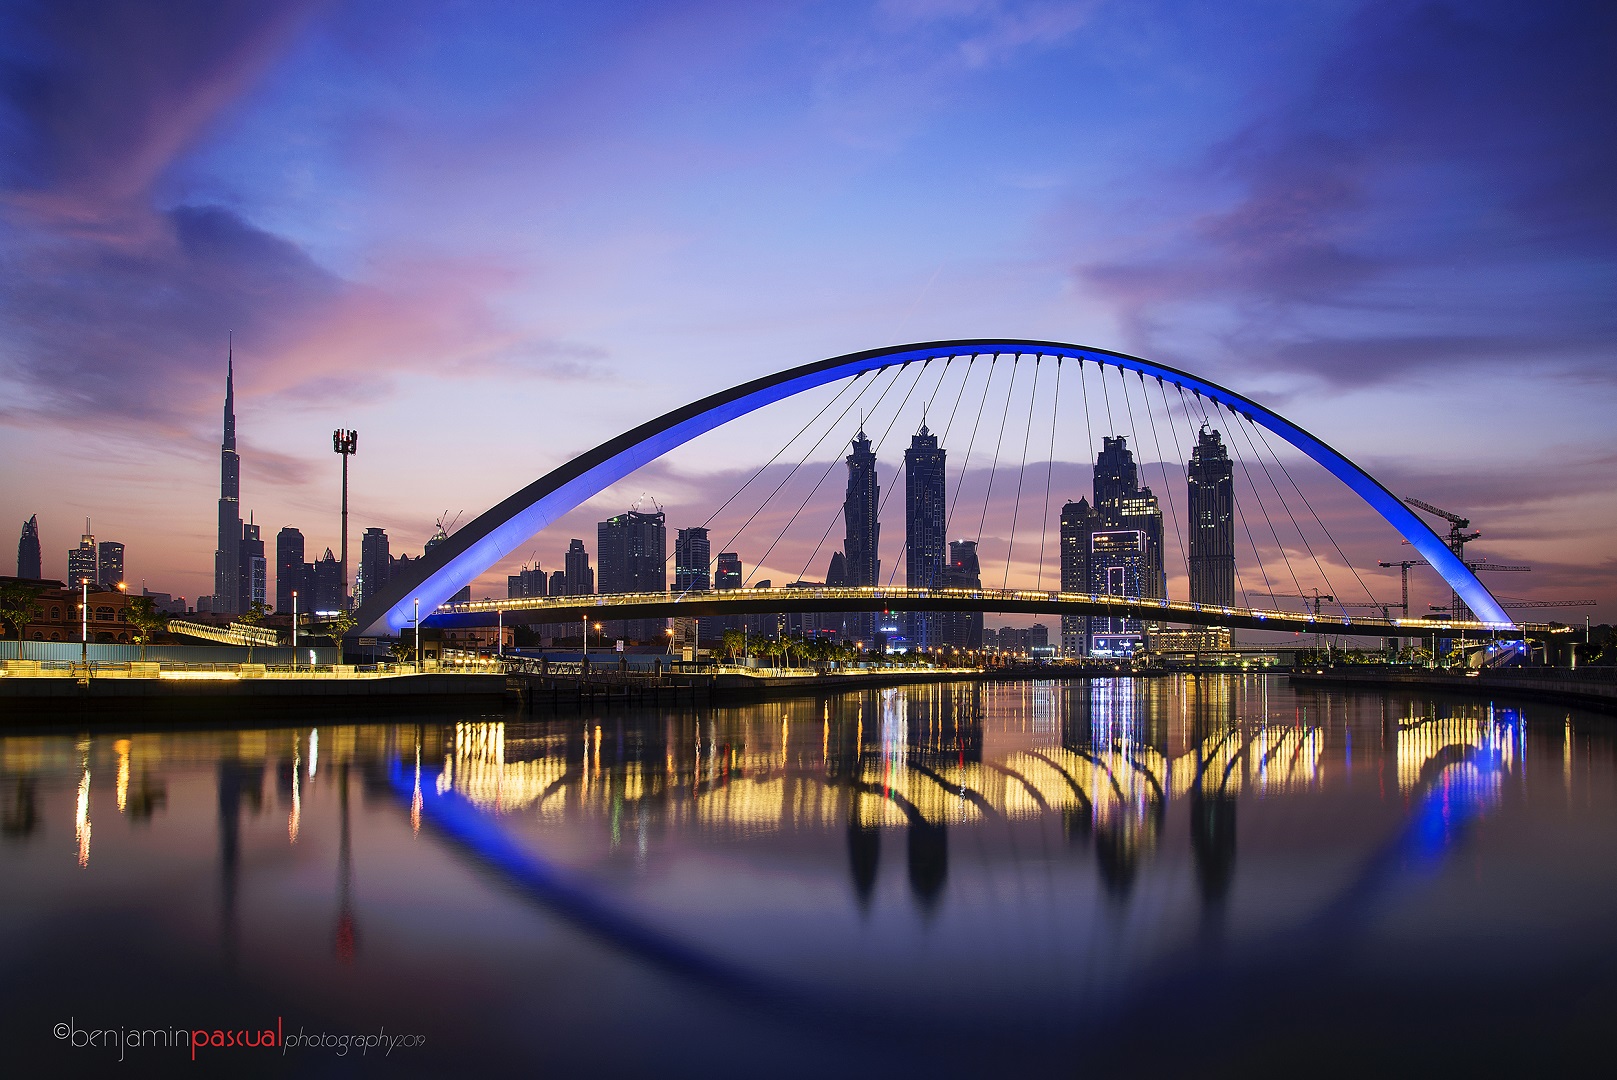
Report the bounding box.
[581,612,587,662]
[413,597,421,671]
[80,576,89,672]
[291,590,298,668]
[497,607,504,660]
[332,430,358,609]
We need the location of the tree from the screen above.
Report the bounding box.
[0,583,41,661]
[721,628,745,662]
[125,595,169,662]
[237,600,270,663]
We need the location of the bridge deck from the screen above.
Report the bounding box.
[422,586,1549,637]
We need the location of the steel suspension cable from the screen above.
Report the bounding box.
[1139,372,1189,596]
[787,357,948,586]
[1157,377,1247,607]
[1246,418,1382,606]
[1226,410,1344,614]
[703,365,891,589]
[1035,358,1062,591]
[976,355,1021,548]
[878,358,961,587]
[741,362,912,586]
[1179,385,1271,606]
[669,371,868,580]
[1098,359,1116,434]
[1001,357,1042,590]
[1214,398,1308,606]
[941,356,997,540]
[1078,358,1096,476]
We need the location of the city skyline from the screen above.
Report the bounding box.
[1,2,1609,621]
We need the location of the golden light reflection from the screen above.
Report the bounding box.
[74,741,91,868]
[289,736,301,844]
[411,743,423,835]
[115,738,130,813]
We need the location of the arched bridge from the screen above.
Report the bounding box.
[356,339,1515,639]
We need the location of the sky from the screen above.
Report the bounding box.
[1,0,1613,622]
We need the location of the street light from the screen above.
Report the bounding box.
[291,590,299,668]
[413,597,421,670]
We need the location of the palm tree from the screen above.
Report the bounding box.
[237,601,270,664]
[0,583,42,659]
[125,595,169,662]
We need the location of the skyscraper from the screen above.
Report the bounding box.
[17,516,41,579]
[598,509,666,641]
[238,522,266,611]
[1089,528,1150,655]
[563,539,594,595]
[1187,424,1236,608]
[358,527,391,608]
[213,343,242,615]
[1059,498,1101,655]
[548,569,566,596]
[1064,435,1165,656]
[276,527,305,613]
[904,422,946,648]
[842,427,880,644]
[939,539,983,649]
[312,548,345,612]
[1094,436,1140,515]
[68,527,96,587]
[674,527,711,593]
[97,540,125,591]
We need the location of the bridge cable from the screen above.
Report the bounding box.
[883,356,971,588]
[1000,357,1042,590]
[1212,398,1308,608]
[1098,359,1116,435]
[1114,364,1170,601]
[876,357,958,588]
[670,371,872,589]
[697,366,889,591]
[1246,418,1382,608]
[779,358,931,585]
[739,362,911,587]
[1156,376,1248,608]
[940,355,998,544]
[1034,358,1062,591]
[1223,405,1341,614]
[1138,373,1191,596]
[1178,385,1270,607]
[1078,358,1097,469]
[975,354,1021,550]
[1226,408,1343,614]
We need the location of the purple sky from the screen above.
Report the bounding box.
[2,0,1613,621]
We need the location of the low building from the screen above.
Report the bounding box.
[3,576,139,644]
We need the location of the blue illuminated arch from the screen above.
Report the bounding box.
[354,339,1508,636]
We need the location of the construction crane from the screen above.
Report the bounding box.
[1403,498,1539,620]
[1379,559,1427,617]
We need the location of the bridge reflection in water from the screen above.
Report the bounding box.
[419,677,1522,917]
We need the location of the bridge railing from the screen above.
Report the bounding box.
[437,585,1528,634]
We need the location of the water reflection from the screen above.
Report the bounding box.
[2,679,1613,1074]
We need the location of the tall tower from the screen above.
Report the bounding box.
[1187,424,1236,608]
[16,515,41,579]
[904,422,946,647]
[68,524,97,588]
[213,340,242,615]
[674,527,711,593]
[841,427,880,644]
[1060,498,1101,655]
[598,508,667,642]
[564,539,594,595]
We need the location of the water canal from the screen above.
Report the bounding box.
[3,676,1614,1075]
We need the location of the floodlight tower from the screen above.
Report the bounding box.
[333,429,358,609]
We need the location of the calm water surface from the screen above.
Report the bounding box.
[3,676,1616,1076]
